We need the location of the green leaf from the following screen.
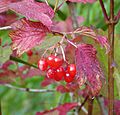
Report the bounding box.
[0,46,12,64]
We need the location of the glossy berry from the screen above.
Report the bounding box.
[47,55,56,68]
[64,72,74,83]
[27,50,33,56]
[55,66,65,81]
[38,58,48,71]
[47,55,63,68]
[67,64,76,77]
[47,68,56,79]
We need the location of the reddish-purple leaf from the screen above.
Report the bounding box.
[75,26,110,53]
[9,18,49,56]
[9,0,54,28]
[36,102,78,115]
[75,44,104,96]
[0,0,20,13]
[67,0,96,3]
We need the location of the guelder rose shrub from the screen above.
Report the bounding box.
[1,0,119,114]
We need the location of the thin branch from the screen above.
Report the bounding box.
[1,84,55,93]
[60,45,66,62]
[99,0,109,21]
[56,0,67,11]
[114,9,120,23]
[65,37,77,48]
[52,31,77,48]
[54,0,59,12]
[77,95,89,113]
[0,26,12,31]
[88,98,94,115]
[10,56,38,69]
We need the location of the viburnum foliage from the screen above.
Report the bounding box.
[1,0,117,114]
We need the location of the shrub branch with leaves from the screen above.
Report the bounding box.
[0,0,120,115]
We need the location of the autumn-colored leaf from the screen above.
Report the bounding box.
[67,0,96,3]
[9,0,54,28]
[75,44,104,96]
[75,26,110,53]
[36,102,78,115]
[9,18,49,56]
[0,0,20,13]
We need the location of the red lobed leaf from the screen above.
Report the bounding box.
[75,44,104,96]
[9,0,54,28]
[36,102,78,115]
[9,18,49,56]
[67,0,96,3]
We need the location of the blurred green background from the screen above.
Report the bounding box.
[0,0,120,115]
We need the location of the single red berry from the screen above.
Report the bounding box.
[47,55,63,68]
[55,66,65,81]
[38,58,48,71]
[67,64,76,77]
[27,50,33,56]
[54,57,63,68]
[47,55,56,67]
[47,68,56,79]
[64,72,74,83]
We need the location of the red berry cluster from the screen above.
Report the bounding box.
[38,55,76,83]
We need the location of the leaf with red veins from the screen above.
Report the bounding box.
[9,18,49,56]
[0,0,20,13]
[97,35,110,53]
[75,26,110,53]
[9,0,54,28]
[67,0,96,3]
[36,103,78,115]
[75,44,104,96]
